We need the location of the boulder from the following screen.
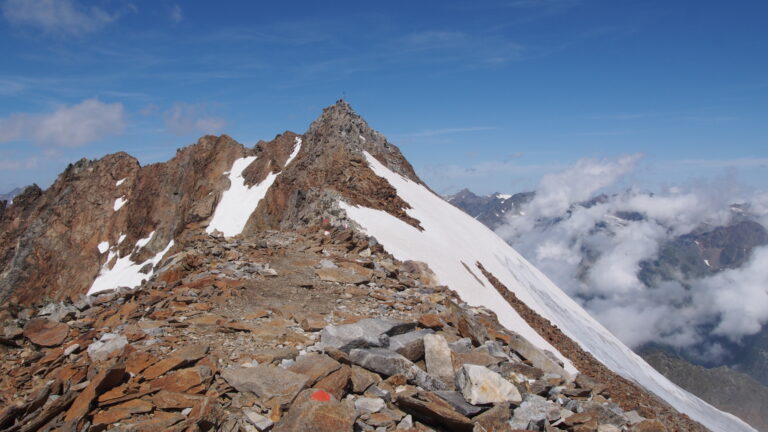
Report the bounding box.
[388,329,433,361]
[355,397,386,414]
[272,389,356,432]
[221,365,309,406]
[423,334,454,386]
[87,333,128,362]
[320,318,415,352]
[455,364,521,405]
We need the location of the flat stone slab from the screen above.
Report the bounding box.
[321,318,415,352]
[23,318,69,347]
[221,365,309,406]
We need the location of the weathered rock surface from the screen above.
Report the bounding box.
[455,364,522,405]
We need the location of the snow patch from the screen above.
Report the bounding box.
[117,234,127,244]
[704,259,711,267]
[359,135,366,142]
[206,138,302,238]
[113,196,127,211]
[496,193,512,200]
[97,241,109,254]
[339,151,754,432]
[115,178,126,187]
[88,232,174,295]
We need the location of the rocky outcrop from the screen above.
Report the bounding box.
[0,229,670,431]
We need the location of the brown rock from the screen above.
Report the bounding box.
[118,410,185,431]
[272,389,356,432]
[125,349,159,376]
[472,402,512,431]
[152,391,205,409]
[418,314,444,329]
[632,419,668,432]
[315,267,371,284]
[351,365,382,393]
[395,387,473,432]
[149,366,211,393]
[64,365,126,422]
[288,353,342,385]
[92,399,154,426]
[142,344,208,379]
[23,318,70,347]
[314,365,352,400]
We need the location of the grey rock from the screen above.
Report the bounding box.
[449,338,473,354]
[243,409,273,431]
[434,391,484,417]
[389,329,433,361]
[424,334,455,386]
[505,331,571,381]
[221,365,309,406]
[624,410,645,425]
[87,333,128,362]
[350,348,447,392]
[395,415,413,429]
[321,318,415,352]
[508,394,562,430]
[355,397,386,414]
[455,364,521,405]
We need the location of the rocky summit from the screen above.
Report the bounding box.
[0,101,753,431]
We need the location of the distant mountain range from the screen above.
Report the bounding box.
[448,188,768,431]
[0,187,23,203]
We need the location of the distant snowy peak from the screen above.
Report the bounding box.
[446,188,534,230]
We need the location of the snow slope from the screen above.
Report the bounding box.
[340,152,755,432]
[89,231,174,295]
[207,137,302,237]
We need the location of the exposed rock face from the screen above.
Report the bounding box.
[246,100,424,232]
[0,134,299,303]
[446,188,534,230]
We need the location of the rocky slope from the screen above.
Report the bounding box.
[642,350,768,432]
[0,100,756,431]
[0,228,677,432]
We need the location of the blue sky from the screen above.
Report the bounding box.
[1,0,766,195]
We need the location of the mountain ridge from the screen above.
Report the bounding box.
[0,101,756,432]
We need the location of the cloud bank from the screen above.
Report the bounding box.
[0,98,125,147]
[1,0,122,36]
[164,103,226,136]
[496,155,768,360]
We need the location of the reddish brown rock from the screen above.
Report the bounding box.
[22,318,69,347]
[314,365,352,400]
[272,389,356,432]
[288,353,342,385]
[64,365,126,422]
[152,390,205,409]
[142,344,208,380]
[395,387,472,432]
[149,366,211,393]
[92,398,154,426]
[418,314,444,329]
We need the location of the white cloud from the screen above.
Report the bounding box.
[169,4,182,23]
[495,154,768,358]
[1,0,121,35]
[164,103,226,136]
[0,99,125,147]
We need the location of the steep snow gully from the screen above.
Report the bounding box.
[340,152,755,432]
